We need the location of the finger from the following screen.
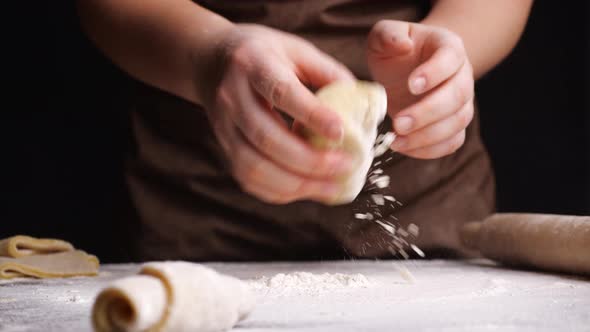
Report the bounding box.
[402,130,466,159]
[292,44,355,87]
[393,63,474,135]
[408,32,466,95]
[242,179,340,205]
[367,20,414,58]
[228,126,342,204]
[229,75,353,178]
[240,182,294,204]
[249,58,344,141]
[210,88,238,156]
[391,101,473,152]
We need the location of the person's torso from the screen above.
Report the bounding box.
[121,0,495,262]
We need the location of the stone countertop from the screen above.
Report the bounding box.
[1,260,589,332]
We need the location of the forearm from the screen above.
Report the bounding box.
[77,0,233,104]
[422,0,533,78]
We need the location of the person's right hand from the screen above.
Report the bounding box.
[202,24,355,204]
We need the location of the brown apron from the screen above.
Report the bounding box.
[123,0,495,262]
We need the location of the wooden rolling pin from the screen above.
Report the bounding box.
[461,213,590,275]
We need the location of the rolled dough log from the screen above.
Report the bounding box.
[461,213,590,275]
[299,80,388,205]
[0,235,74,258]
[92,262,254,332]
[0,250,99,279]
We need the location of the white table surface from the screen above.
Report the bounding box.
[1,260,589,332]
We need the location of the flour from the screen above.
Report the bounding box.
[477,278,510,296]
[248,272,373,297]
[355,140,424,261]
[373,132,396,157]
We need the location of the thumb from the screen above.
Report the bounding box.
[293,47,355,89]
[367,20,414,57]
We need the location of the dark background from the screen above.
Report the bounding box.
[3,2,589,259]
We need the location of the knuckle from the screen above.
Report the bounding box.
[437,45,458,64]
[298,39,322,55]
[259,193,284,205]
[252,189,286,205]
[421,98,436,119]
[232,106,249,126]
[233,156,257,183]
[449,131,466,154]
[268,76,291,107]
[459,70,475,99]
[436,150,452,159]
[235,177,251,195]
[288,178,307,197]
[445,32,465,51]
[275,195,296,204]
[432,147,451,159]
[467,59,475,76]
[371,20,391,36]
[465,83,475,101]
[457,104,474,128]
[232,162,246,183]
[252,126,273,151]
[260,190,295,205]
[321,59,344,81]
[430,126,448,145]
[240,183,258,196]
[239,181,265,200]
[465,106,475,126]
[302,102,320,126]
[228,47,250,70]
[214,126,231,152]
[463,59,474,77]
[311,155,331,177]
[214,87,231,110]
[243,162,261,183]
[207,108,225,135]
[231,106,248,130]
[336,63,353,79]
[409,135,427,151]
[437,31,465,63]
[452,82,470,106]
[228,40,259,69]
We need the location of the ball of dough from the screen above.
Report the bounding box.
[299,80,388,205]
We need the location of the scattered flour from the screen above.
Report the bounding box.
[368,175,390,189]
[248,272,373,297]
[477,278,510,296]
[394,264,416,284]
[355,131,425,261]
[373,132,396,157]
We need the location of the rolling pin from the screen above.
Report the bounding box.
[461,213,590,275]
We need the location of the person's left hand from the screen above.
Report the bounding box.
[367,20,474,159]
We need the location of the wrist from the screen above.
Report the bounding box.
[187,16,235,106]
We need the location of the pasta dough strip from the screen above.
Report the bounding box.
[0,235,74,258]
[0,250,99,279]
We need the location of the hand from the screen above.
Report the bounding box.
[203,24,355,204]
[367,20,474,159]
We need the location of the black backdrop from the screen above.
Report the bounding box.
[477,2,590,214]
[3,2,589,258]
